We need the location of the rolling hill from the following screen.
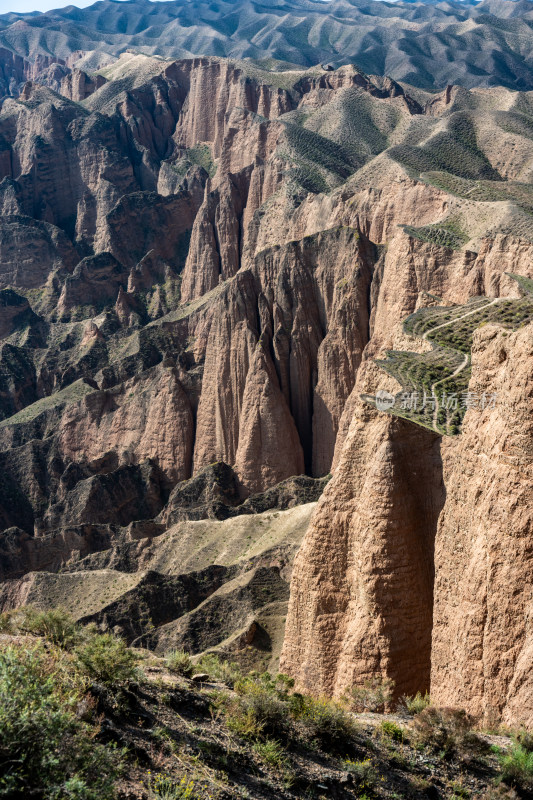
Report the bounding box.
[1,0,533,90]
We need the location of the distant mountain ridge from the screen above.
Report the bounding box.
[1,0,533,90]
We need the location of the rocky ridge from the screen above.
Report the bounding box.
[2,0,533,91]
[0,53,531,723]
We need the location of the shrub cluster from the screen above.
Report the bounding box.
[0,642,120,799]
[412,706,485,759]
[348,675,395,713]
[165,649,194,678]
[214,669,359,754]
[400,691,431,716]
[498,732,533,791]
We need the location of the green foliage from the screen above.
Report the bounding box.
[498,740,533,790]
[252,738,288,769]
[18,607,81,649]
[295,695,359,750]
[507,272,533,297]
[197,653,242,688]
[389,112,500,182]
[171,144,217,180]
[149,774,202,799]
[516,729,533,753]
[400,691,431,716]
[381,720,405,743]
[412,706,478,758]
[450,781,471,798]
[0,611,14,634]
[375,287,533,436]
[75,632,139,686]
[225,703,265,740]
[0,643,119,799]
[230,676,287,738]
[165,649,194,678]
[402,222,467,250]
[220,670,357,753]
[348,675,395,712]
[342,757,377,790]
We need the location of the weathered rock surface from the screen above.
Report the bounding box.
[281,360,445,701]
[0,54,532,722]
[431,322,533,727]
[281,318,533,725]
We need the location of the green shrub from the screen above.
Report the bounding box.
[381,720,405,742]
[499,741,533,790]
[75,632,139,686]
[400,691,431,716]
[516,729,533,753]
[197,653,242,688]
[342,757,377,790]
[253,738,288,769]
[0,643,119,799]
[295,695,359,750]
[0,611,13,634]
[231,681,287,737]
[18,607,81,649]
[450,780,471,798]
[225,702,265,740]
[349,675,395,712]
[165,649,193,678]
[149,774,202,799]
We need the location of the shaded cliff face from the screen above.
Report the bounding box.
[280,372,445,700]
[0,54,532,722]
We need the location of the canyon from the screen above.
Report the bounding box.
[0,46,530,729]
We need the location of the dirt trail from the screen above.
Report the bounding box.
[421,298,503,432]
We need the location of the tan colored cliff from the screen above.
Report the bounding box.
[57,364,193,483]
[280,356,445,700]
[431,322,533,727]
[281,318,533,726]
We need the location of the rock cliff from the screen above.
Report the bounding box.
[0,54,531,722]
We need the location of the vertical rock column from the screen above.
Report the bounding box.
[431,323,533,727]
[281,363,445,699]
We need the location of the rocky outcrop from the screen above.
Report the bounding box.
[281,318,533,725]
[280,360,445,700]
[233,342,305,496]
[190,226,373,480]
[59,68,107,102]
[0,53,532,723]
[57,364,194,484]
[0,216,79,290]
[431,322,533,727]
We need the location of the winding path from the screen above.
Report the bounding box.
[420,298,503,432]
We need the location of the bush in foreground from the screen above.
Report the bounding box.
[220,671,358,753]
[197,653,242,688]
[75,631,139,686]
[499,739,533,791]
[165,649,194,678]
[348,676,395,713]
[412,706,483,758]
[0,643,119,799]
[400,691,431,716]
